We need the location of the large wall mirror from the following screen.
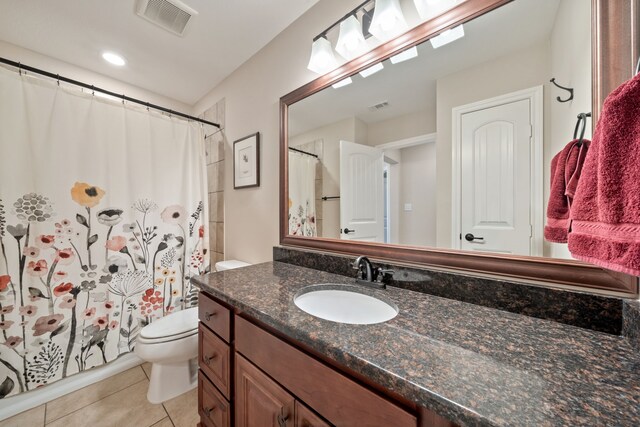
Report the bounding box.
[280,0,640,294]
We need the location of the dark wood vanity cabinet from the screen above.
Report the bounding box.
[235,353,296,427]
[198,292,454,427]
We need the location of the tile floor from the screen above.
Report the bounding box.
[0,363,199,427]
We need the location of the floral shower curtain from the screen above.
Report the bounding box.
[288,151,318,236]
[0,68,209,398]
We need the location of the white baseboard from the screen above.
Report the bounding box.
[0,353,143,421]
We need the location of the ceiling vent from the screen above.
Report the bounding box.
[136,0,198,36]
[368,101,390,112]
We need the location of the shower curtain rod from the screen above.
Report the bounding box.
[0,56,221,129]
[288,146,319,159]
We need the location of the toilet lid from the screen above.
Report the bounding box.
[140,307,199,340]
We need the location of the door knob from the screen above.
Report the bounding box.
[343,228,355,234]
[464,233,484,242]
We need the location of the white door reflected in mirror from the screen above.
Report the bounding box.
[456,90,541,256]
[339,140,384,242]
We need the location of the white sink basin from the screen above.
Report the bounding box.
[294,286,398,325]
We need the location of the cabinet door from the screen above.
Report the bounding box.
[295,401,332,427]
[236,354,295,427]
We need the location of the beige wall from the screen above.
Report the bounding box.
[435,41,551,249]
[367,108,436,146]
[193,0,365,263]
[0,40,190,112]
[546,0,591,259]
[398,143,437,246]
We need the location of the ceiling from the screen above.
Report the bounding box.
[289,0,563,137]
[0,0,319,105]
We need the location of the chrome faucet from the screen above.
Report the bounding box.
[352,256,394,289]
[353,256,374,282]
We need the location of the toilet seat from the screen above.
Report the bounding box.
[138,329,198,344]
[140,306,198,341]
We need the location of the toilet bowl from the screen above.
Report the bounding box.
[136,260,250,403]
[135,307,199,404]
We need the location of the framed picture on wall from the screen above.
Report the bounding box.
[233,132,260,189]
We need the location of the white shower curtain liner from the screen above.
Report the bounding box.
[0,67,209,398]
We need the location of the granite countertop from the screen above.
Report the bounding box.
[192,262,640,427]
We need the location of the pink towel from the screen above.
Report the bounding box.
[568,73,640,275]
[544,139,590,243]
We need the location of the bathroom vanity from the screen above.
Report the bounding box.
[195,277,443,426]
[194,261,640,427]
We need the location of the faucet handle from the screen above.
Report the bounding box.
[375,268,395,282]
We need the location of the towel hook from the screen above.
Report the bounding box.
[636,56,640,76]
[573,113,591,146]
[550,78,574,102]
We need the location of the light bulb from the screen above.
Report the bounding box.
[332,77,353,89]
[359,63,384,78]
[369,0,408,42]
[430,25,465,48]
[307,37,339,74]
[335,15,368,60]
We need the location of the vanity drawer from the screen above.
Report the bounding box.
[199,324,231,399]
[235,316,417,427]
[198,371,230,427]
[199,292,231,342]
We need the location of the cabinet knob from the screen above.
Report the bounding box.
[204,311,216,321]
[203,353,218,365]
[204,406,215,417]
[277,413,289,427]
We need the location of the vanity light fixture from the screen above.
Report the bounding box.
[413,0,458,20]
[332,77,353,89]
[102,51,126,67]
[359,62,384,78]
[369,0,408,42]
[335,15,368,60]
[307,37,339,74]
[430,25,465,48]
[307,0,411,74]
[390,46,418,64]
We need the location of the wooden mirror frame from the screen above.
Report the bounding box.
[280,0,640,295]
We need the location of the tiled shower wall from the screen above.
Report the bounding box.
[202,99,225,267]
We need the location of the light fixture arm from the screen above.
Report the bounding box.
[312,0,374,42]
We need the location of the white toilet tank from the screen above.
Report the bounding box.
[215,260,250,271]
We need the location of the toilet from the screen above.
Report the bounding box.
[215,259,251,271]
[136,259,250,403]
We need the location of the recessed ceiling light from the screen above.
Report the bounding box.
[102,52,126,67]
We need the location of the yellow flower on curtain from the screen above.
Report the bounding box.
[70,182,105,207]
